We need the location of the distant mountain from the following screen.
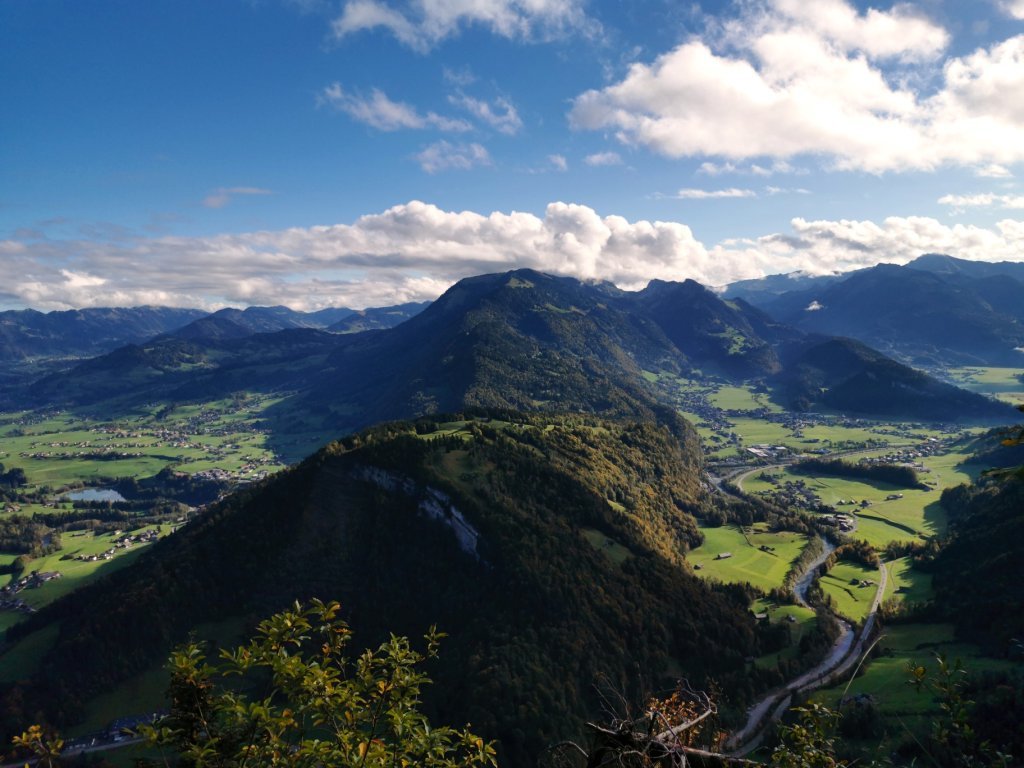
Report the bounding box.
[0,306,206,361]
[0,413,776,765]
[328,301,430,333]
[721,271,845,302]
[734,257,1024,366]
[168,303,427,341]
[21,269,1012,430]
[622,279,795,377]
[775,336,1011,420]
[909,252,1024,282]
[169,306,335,341]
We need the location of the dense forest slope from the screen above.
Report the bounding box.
[0,413,781,766]
[774,337,1011,420]
[932,475,1024,652]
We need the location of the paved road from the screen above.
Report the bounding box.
[724,560,887,755]
[722,458,889,755]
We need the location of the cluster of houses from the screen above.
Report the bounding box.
[821,512,856,532]
[71,528,160,562]
[0,570,64,614]
[745,444,791,460]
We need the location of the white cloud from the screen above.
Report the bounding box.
[584,151,623,166]
[332,0,591,51]
[320,84,470,132]
[202,187,272,209]
[675,187,756,199]
[548,154,568,171]
[698,159,800,176]
[7,202,1024,311]
[938,193,1024,210]
[765,186,811,195]
[762,0,948,62]
[975,163,1013,178]
[999,0,1024,20]
[805,300,824,311]
[415,141,491,173]
[449,93,522,134]
[570,0,1024,174]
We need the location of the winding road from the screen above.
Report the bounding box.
[719,466,890,756]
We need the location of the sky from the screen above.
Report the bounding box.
[3,0,1024,310]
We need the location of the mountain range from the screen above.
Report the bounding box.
[0,262,1021,765]
[17,269,1011,436]
[725,254,1024,367]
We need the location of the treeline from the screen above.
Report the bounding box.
[792,457,926,489]
[0,464,27,490]
[0,516,60,557]
[113,467,228,506]
[931,476,1024,653]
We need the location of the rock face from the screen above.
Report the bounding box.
[353,465,480,558]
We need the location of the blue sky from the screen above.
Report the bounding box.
[3,0,1024,309]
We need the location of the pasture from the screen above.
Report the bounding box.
[947,366,1024,405]
[819,561,879,623]
[689,524,809,592]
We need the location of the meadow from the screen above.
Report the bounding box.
[810,623,1017,755]
[689,523,809,592]
[819,560,880,623]
[946,366,1024,406]
[739,445,980,550]
[0,396,287,491]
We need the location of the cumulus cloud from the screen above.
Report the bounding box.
[449,93,522,134]
[320,84,470,131]
[332,0,590,51]
[584,151,623,166]
[548,154,568,171]
[570,0,1024,174]
[415,141,491,173]
[6,201,1024,311]
[999,0,1024,20]
[202,187,272,209]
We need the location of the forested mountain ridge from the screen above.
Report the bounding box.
[16,269,1013,430]
[0,413,782,766]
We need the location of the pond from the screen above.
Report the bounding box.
[64,488,127,503]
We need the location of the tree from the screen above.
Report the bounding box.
[137,600,497,768]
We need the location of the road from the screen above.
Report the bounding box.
[724,559,888,755]
[721,463,889,755]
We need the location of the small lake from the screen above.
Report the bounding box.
[64,488,127,503]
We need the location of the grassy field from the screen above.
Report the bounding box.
[689,524,809,591]
[811,622,1017,747]
[0,624,59,683]
[0,526,166,634]
[709,386,783,412]
[0,397,287,491]
[819,561,880,622]
[582,528,634,565]
[883,556,934,607]
[742,445,980,550]
[947,366,1024,405]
